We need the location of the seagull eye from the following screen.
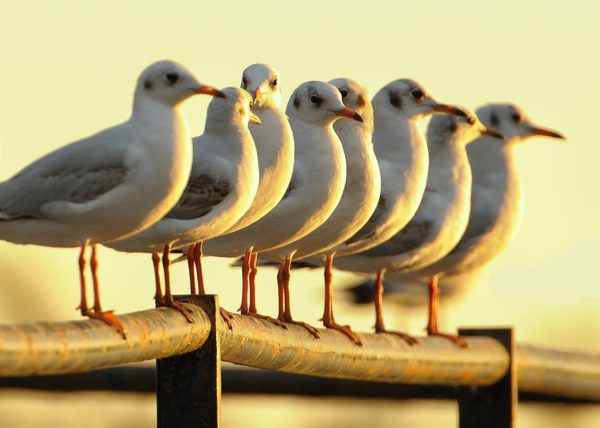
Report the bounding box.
[310,94,322,106]
[339,88,349,98]
[165,72,179,86]
[241,76,247,89]
[511,112,522,122]
[249,101,253,109]
[271,78,278,87]
[411,88,424,101]
[467,117,476,125]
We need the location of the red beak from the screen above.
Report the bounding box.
[336,106,363,122]
[432,103,468,117]
[195,85,226,98]
[529,126,566,140]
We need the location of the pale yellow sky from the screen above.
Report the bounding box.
[0,1,598,353]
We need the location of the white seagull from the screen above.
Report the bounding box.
[202,64,294,324]
[383,103,565,343]
[107,87,260,325]
[0,60,222,337]
[229,81,362,336]
[257,78,380,344]
[331,79,468,257]
[338,111,500,346]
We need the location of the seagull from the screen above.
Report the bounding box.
[335,110,500,346]
[257,78,380,344]
[380,103,565,344]
[330,79,468,257]
[0,60,222,338]
[106,87,260,325]
[227,81,362,336]
[201,64,294,325]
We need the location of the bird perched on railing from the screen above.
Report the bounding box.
[202,64,294,327]
[237,81,362,337]
[0,60,222,338]
[347,103,565,344]
[255,78,380,345]
[106,87,260,326]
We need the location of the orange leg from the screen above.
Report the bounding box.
[82,244,126,339]
[77,244,90,317]
[160,243,193,323]
[321,254,361,345]
[193,242,206,296]
[278,257,319,338]
[426,275,467,348]
[152,252,164,303]
[238,247,252,314]
[186,245,197,295]
[242,251,286,328]
[373,269,416,345]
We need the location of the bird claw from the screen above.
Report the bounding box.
[428,332,468,348]
[324,321,362,346]
[87,310,127,340]
[245,312,288,329]
[375,328,418,346]
[159,300,194,323]
[220,307,234,329]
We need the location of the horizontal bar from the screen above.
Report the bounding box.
[1,366,598,404]
[0,299,598,401]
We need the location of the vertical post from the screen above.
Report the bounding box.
[458,328,516,428]
[156,295,221,428]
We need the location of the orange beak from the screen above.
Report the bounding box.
[195,85,226,98]
[432,103,468,117]
[529,126,566,140]
[336,106,363,122]
[481,128,504,138]
[252,87,261,102]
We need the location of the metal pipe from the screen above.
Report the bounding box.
[0,301,598,401]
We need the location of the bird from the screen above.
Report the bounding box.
[201,64,294,326]
[354,103,565,345]
[256,78,380,345]
[330,79,468,257]
[335,110,500,346]
[228,80,362,337]
[106,87,260,326]
[0,60,222,338]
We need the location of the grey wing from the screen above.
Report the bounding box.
[0,128,130,220]
[364,218,433,257]
[455,185,498,248]
[166,174,230,220]
[344,194,386,245]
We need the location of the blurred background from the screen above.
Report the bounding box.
[0,1,598,426]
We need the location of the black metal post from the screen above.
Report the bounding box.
[458,328,516,428]
[156,295,221,428]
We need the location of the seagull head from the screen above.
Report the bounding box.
[286,81,363,126]
[136,60,225,107]
[205,87,261,131]
[241,64,282,109]
[373,79,467,120]
[476,103,566,143]
[428,107,504,147]
[329,78,374,134]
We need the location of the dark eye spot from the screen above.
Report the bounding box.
[241,76,247,89]
[490,113,499,127]
[339,88,349,98]
[357,95,366,107]
[293,96,300,109]
[310,94,322,106]
[144,79,153,90]
[411,88,424,101]
[166,72,179,86]
[467,117,476,125]
[389,91,401,108]
[511,112,521,122]
[271,78,278,87]
[448,121,458,132]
